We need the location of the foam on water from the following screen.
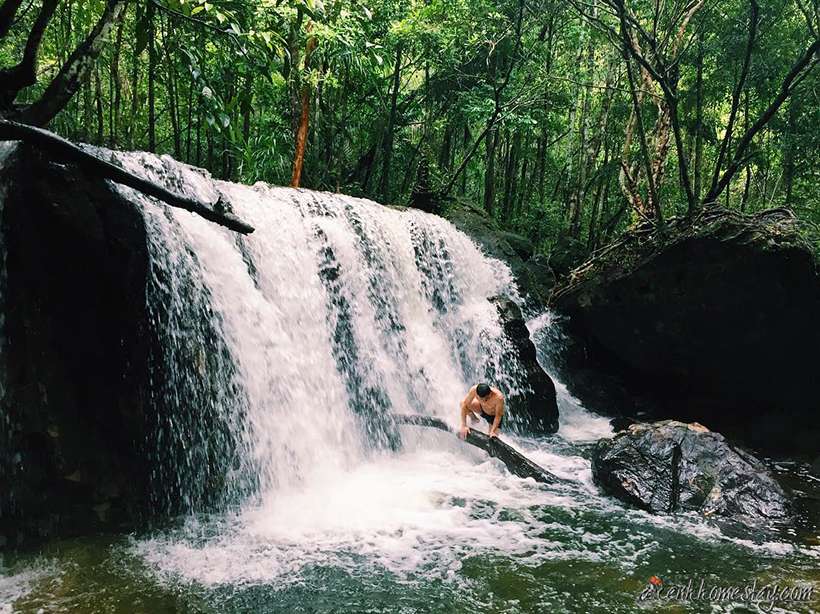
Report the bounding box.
[0,561,56,614]
[70,153,817,593]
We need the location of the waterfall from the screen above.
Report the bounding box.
[108,152,530,508]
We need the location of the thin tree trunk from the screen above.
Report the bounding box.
[147,0,156,152]
[483,127,499,215]
[692,30,705,206]
[128,25,140,149]
[290,26,317,188]
[587,138,610,249]
[707,0,759,204]
[161,15,181,159]
[109,15,124,147]
[619,31,658,222]
[569,13,596,236]
[502,130,521,219]
[379,42,403,202]
[94,67,104,143]
[782,96,798,205]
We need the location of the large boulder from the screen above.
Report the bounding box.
[0,143,153,542]
[551,208,820,456]
[490,296,558,434]
[444,200,556,309]
[592,420,790,528]
[0,144,241,545]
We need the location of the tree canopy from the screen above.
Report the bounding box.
[1,0,817,257]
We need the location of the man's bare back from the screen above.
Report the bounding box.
[459,383,505,439]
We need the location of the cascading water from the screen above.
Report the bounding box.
[3,153,817,613]
[114,152,529,510]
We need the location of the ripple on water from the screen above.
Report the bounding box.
[130,429,820,597]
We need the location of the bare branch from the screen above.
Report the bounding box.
[706,0,759,203]
[0,0,25,39]
[0,120,256,234]
[704,37,820,204]
[0,0,58,106]
[14,0,128,127]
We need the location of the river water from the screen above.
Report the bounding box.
[1,154,818,613]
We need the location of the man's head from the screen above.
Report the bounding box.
[476,383,491,398]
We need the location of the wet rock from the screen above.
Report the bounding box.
[0,144,153,543]
[551,208,820,456]
[0,144,239,544]
[547,234,588,277]
[490,297,558,435]
[609,416,639,432]
[592,420,791,528]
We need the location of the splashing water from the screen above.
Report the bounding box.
[3,154,818,613]
[117,152,525,506]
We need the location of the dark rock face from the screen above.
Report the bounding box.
[551,208,820,456]
[0,144,153,543]
[490,297,558,434]
[0,145,245,546]
[592,421,791,528]
[444,200,555,309]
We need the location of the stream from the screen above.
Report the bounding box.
[1,154,818,613]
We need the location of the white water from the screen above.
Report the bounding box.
[2,153,818,613]
[87,153,610,585]
[79,154,815,594]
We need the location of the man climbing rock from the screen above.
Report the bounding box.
[459,383,505,439]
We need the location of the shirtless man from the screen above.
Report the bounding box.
[459,383,505,439]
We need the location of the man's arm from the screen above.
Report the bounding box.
[489,397,505,437]
[459,388,476,438]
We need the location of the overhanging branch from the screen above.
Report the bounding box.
[0,120,255,234]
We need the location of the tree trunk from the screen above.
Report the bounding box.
[147,0,156,152]
[392,415,561,484]
[379,43,403,202]
[290,27,317,188]
[94,67,104,143]
[692,29,705,205]
[483,127,499,215]
[109,15,125,147]
[502,130,521,220]
[782,96,798,205]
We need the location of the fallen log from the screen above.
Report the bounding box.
[393,414,561,484]
[0,119,255,234]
